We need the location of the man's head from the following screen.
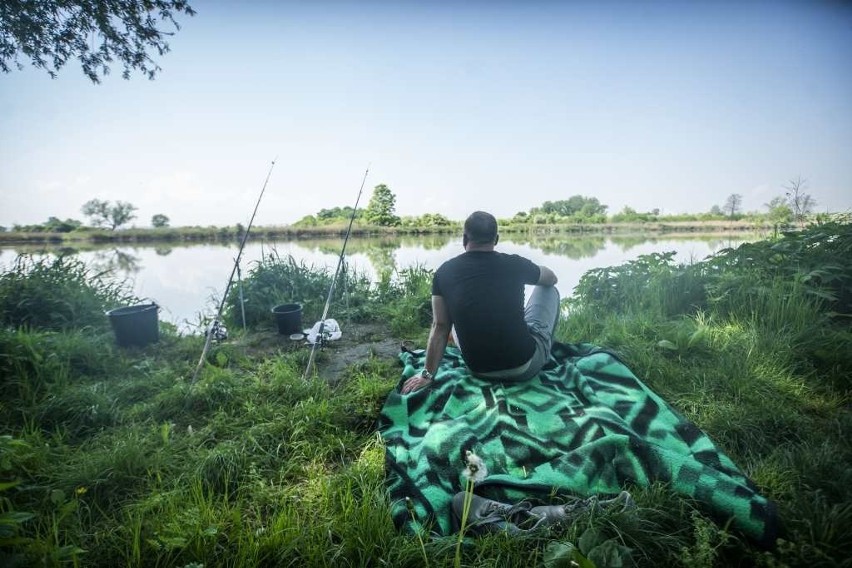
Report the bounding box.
[463,211,499,249]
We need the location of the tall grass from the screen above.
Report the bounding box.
[222,251,374,329]
[0,223,850,566]
[0,254,136,331]
[565,221,852,567]
[226,252,434,337]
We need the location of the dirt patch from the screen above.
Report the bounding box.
[239,321,412,384]
[315,322,406,383]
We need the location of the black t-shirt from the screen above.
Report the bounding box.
[432,251,541,373]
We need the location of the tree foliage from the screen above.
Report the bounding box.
[784,176,816,228]
[10,217,82,233]
[0,0,195,82]
[532,196,608,219]
[723,194,743,218]
[316,206,361,221]
[610,206,659,223]
[765,196,793,225]
[81,199,137,230]
[151,214,170,228]
[364,184,400,226]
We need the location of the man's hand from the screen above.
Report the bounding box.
[537,265,558,286]
[401,374,433,394]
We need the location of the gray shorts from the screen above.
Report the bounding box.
[474,285,561,381]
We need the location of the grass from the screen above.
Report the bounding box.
[0,222,850,566]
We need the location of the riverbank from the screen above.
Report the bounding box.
[0,219,776,246]
[0,222,849,566]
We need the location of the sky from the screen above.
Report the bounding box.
[1,0,851,229]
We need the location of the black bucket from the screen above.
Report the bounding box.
[106,303,159,347]
[272,303,303,335]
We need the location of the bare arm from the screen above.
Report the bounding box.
[537,265,558,286]
[401,295,452,394]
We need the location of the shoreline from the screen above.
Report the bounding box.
[0,219,779,247]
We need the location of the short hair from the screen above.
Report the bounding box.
[463,211,498,245]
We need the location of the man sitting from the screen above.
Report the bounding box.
[402,211,560,393]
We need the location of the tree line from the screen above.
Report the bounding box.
[2,200,170,234]
[293,178,821,229]
[1,178,822,234]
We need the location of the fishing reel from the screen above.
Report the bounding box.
[205,320,229,342]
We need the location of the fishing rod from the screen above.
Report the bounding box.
[303,165,370,380]
[190,159,277,386]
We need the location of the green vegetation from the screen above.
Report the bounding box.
[364,184,401,227]
[81,199,138,231]
[152,214,171,228]
[0,222,850,566]
[221,251,373,329]
[2,185,837,246]
[1,1,196,82]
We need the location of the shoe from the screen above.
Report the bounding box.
[452,492,545,535]
[529,490,636,528]
[598,490,636,511]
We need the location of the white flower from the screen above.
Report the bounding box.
[187,425,194,436]
[462,450,488,483]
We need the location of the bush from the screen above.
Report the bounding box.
[223,252,372,329]
[0,255,137,331]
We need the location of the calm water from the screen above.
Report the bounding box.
[1,233,752,332]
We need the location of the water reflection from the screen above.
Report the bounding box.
[90,249,142,274]
[1,233,753,332]
[504,234,607,259]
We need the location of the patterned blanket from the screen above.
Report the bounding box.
[378,343,779,548]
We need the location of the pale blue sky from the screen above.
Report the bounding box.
[1,0,850,228]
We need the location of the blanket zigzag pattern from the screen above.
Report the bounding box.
[378,343,779,548]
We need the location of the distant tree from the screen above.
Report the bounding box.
[709,205,723,216]
[0,0,196,83]
[723,194,743,218]
[44,216,83,233]
[364,184,400,226]
[417,213,452,227]
[151,214,170,228]
[81,199,137,230]
[784,176,816,228]
[611,206,666,223]
[537,196,607,218]
[316,206,360,221]
[765,196,793,225]
[292,215,318,227]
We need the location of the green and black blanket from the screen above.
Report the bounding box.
[378,343,779,548]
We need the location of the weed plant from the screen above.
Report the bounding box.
[0,222,850,566]
[0,254,136,331]
[222,251,374,330]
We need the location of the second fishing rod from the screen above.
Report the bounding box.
[190,159,276,386]
[303,165,370,380]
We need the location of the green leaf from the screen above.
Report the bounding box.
[0,511,35,525]
[587,539,633,568]
[579,527,607,555]
[806,288,837,301]
[544,541,597,568]
[49,489,65,505]
[0,480,21,492]
[543,541,577,568]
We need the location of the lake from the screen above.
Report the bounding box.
[0,232,754,332]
